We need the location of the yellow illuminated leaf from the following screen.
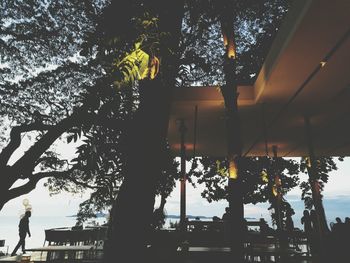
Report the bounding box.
[272,185,278,197]
[261,170,269,183]
[216,160,227,177]
[114,42,160,87]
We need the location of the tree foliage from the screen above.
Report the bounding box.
[195,156,299,203]
[194,156,299,226]
[0,0,164,210]
[177,0,292,86]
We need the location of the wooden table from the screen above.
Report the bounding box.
[44,227,107,246]
[177,246,232,262]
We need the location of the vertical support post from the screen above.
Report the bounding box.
[272,145,282,232]
[272,146,289,258]
[179,119,187,233]
[262,103,269,157]
[304,115,329,238]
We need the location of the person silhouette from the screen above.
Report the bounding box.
[301,210,312,254]
[259,218,269,235]
[301,210,312,234]
[285,211,298,250]
[222,207,230,221]
[11,211,31,256]
[310,210,319,233]
[286,212,294,232]
[334,217,344,234]
[309,209,321,256]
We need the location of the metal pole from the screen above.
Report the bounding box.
[179,119,187,232]
[262,103,269,157]
[272,145,282,232]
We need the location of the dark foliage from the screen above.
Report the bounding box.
[177,0,292,86]
[194,156,299,226]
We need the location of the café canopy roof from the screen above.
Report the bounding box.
[168,0,350,157]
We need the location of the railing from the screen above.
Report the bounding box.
[44,227,108,246]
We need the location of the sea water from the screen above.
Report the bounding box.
[0,216,106,253]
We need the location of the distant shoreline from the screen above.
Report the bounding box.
[65,214,257,220]
[166,215,211,219]
[66,212,106,218]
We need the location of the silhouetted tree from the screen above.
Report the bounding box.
[0,0,111,209]
[0,0,162,211]
[300,156,344,233]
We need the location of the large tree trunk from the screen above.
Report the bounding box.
[103,2,184,262]
[220,83,244,262]
[219,2,245,261]
[104,78,171,262]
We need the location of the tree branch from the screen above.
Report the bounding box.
[82,0,98,24]
[67,175,102,190]
[11,105,89,178]
[5,170,70,203]
[0,27,62,42]
[0,122,54,167]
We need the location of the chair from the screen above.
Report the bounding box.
[43,229,71,246]
[0,240,9,256]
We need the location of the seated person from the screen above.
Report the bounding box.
[193,217,203,231]
[259,218,269,235]
[212,216,221,222]
[222,207,230,221]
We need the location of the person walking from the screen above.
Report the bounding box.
[11,211,31,256]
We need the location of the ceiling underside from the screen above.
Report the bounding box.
[168,0,350,157]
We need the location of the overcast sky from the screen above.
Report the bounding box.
[1,154,349,221]
[0,134,349,227]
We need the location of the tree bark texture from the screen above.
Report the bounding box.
[220,36,244,263]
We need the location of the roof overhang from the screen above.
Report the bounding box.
[168,0,350,157]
